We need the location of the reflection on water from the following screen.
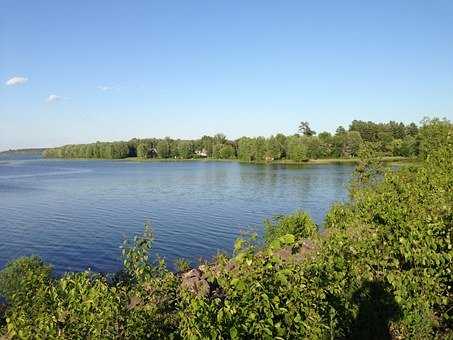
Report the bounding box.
[0,157,354,274]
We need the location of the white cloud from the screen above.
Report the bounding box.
[46,94,62,103]
[5,76,28,86]
[97,85,112,91]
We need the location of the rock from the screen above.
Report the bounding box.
[181,268,210,297]
[127,295,142,310]
[273,239,317,262]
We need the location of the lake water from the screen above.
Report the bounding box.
[0,156,354,274]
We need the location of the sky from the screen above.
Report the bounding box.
[1,1,452,150]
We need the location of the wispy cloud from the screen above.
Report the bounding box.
[5,76,28,86]
[97,85,113,91]
[46,94,63,103]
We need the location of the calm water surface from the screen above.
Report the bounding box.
[0,156,354,274]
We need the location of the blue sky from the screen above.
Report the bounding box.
[1,1,452,150]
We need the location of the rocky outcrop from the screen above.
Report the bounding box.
[273,239,317,262]
[180,268,210,297]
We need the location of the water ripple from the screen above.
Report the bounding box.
[0,159,353,275]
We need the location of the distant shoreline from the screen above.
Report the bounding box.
[42,155,414,165]
[0,148,46,156]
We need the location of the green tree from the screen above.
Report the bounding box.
[398,135,417,157]
[218,144,235,159]
[177,141,194,159]
[303,136,322,159]
[237,137,254,162]
[137,143,149,159]
[388,121,406,139]
[156,139,172,158]
[377,132,394,155]
[405,122,419,137]
[349,120,380,142]
[200,135,214,157]
[287,136,308,161]
[254,137,267,161]
[213,133,227,145]
[275,133,288,159]
[318,132,334,158]
[418,117,451,159]
[298,121,316,136]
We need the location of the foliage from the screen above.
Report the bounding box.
[4,118,452,338]
[156,138,172,159]
[349,141,385,198]
[43,119,427,162]
[286,135,308,162]
[178,234,318,339]
[264,211,317,245]
[174,258,190,272]
[177,119,452,339]
[2,258,122,338]
[213,143,235,159]
[0,226,180,338]
[418,117,451,159]
[0,256,52,305]
[121,224,154,281]
[298,121,316,136]
[120,224,180,338]
[237,137,254,161]
[136,142,149,159]
[323,121,452,337]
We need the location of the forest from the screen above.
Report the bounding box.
[1,118,451,338]
[42,120,422,162]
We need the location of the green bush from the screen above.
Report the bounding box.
[0,256,52,305]
[264,211,317,245]
[0,256,54,337]
[178,119,452,339]
[0,227,181,338]
[179,233,334,339]
[322,128,452,337]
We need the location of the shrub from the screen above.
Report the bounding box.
[3,271,128,338]
[174,258,190,272]
[264,211,317,245]
[178,233,327,339]
[120,224,180,338]
[0,256,52,305]
[322,128,452,337]
[178,120,452,339]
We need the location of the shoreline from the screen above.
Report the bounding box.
[42,156,416,165]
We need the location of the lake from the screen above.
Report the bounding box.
[0,156,354,274]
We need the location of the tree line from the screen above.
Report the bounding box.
[42,119,439,161]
